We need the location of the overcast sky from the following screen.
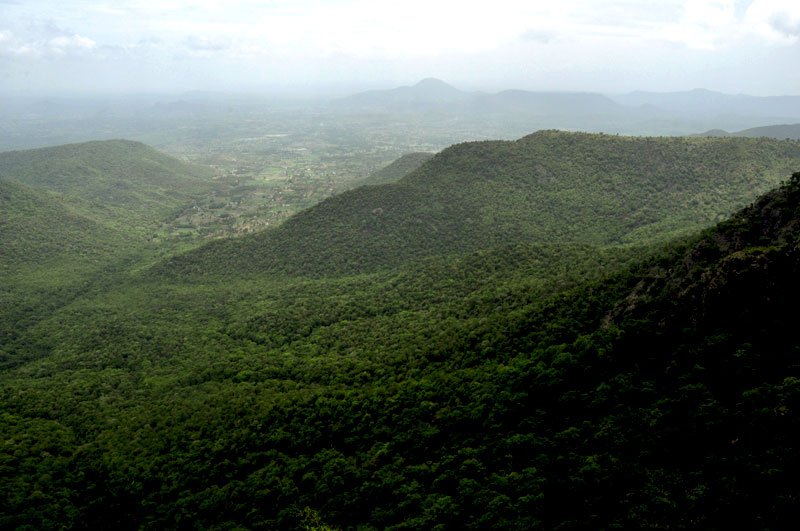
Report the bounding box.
[1,0,799,96]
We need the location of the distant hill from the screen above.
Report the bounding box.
[332,78,472,111]
[611,88,800,118]
[356,152,435,186]
[333,81,800,132]
[334,79,621,115]
[695,123,800,140]
[159,131,800,277]
[0,139,216,232]
[696,128,732,137]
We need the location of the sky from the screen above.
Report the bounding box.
[1,0,799,96]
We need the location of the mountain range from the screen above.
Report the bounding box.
[332,79,800,126]
[333,78,622,116]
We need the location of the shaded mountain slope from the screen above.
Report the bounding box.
[517,172,800,527]
[161,131,800,277]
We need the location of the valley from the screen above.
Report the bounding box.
[3,91,800,529]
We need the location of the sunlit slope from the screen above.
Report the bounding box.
[162,131,800,276]
[0,139,216,232]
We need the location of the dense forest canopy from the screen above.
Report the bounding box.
[2,133,800,529]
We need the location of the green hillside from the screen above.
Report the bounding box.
[0,141,221,373]
[0,139,217,233]
[4,132,800,528]
[2,154,800,528]
[0,178,121,269]
[163,131,800,276]
[0,178,126,368]
[356,152,434,186]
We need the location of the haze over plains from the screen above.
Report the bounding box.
[1,0,800,97]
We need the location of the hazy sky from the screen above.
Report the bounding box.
[1,0,799,96]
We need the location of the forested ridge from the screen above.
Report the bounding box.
[161,131,800,276]
[0,139,217,235]
[2,134,800,529]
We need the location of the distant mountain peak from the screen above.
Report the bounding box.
[332,78,467,109]
[413,78,455,89]
[408,78,463,97]
[695,129,731,137]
